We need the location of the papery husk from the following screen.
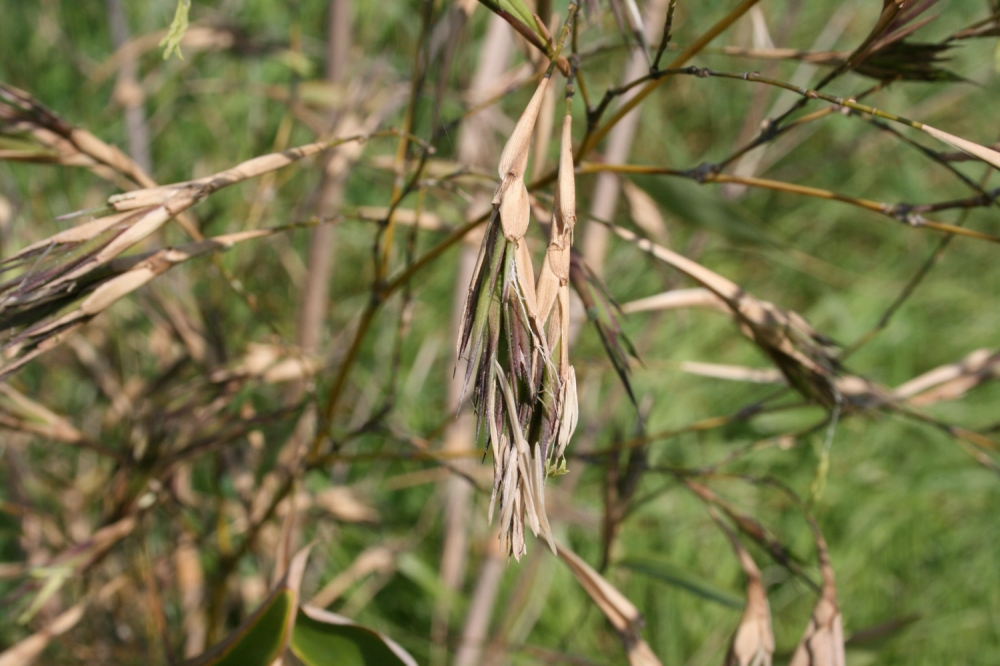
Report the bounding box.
[494,77,551,205]
[789,522,846,666]
[456,73,584,560]
[535,113,576,325]
[535,111,579,467]
[457,74,564,560]
[715,510,774,666]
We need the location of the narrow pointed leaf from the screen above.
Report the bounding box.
[619,559,744,609]
[182,546,311,666]
[290,605,418,666]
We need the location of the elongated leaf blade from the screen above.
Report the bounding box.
[619,559,744,609]
[182,546,311,666]
[291,605,418,666]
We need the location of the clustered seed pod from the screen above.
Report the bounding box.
[457,73,579,560]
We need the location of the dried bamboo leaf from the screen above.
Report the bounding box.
[622,181,669,244]
[919,124,1000,171]
[1,83,155,188]
[309,546,395,609]
[602,221,845,407]
[680,361,785,385]
[0,384,84,442]
[556,542,662,666]
[621,288,727,314]
[0,138,346,335]
[0,603,86,666]
[0,223,322,378]
[0,577,125,666]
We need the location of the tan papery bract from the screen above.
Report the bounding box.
[920,124,1000,171]
[458,74,580,560]
[513,237,539,318]
[500,179,531,241]
[554,364,577,462]
[536,114,576,326]
[789,524,846,666]
[554,113,577,234]
[494,360,556,555]
[494,76,551,203]
[535,258,561,329]
[718,513,774,666]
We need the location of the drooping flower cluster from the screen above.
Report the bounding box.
[457,75,578,560]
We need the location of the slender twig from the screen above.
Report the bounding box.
[579,162,1000,244]
[580,0,763,156]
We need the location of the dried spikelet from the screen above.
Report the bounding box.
[494,77,550,211]
[0,226,304,379]
[455,67,589,560]
[457,74,558,561]
[535,113,576,325]
[535,110,580,468]
[712,509,774,666]
[0,140,341,375]
[789,521,846,666]
[1,83,153,188]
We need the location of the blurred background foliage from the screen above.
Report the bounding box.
[0,0,999,664]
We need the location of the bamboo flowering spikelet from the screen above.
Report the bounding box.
[788,521,846,666]
[456,73,579,560]
[716,510,774,666]
[534,99,579,471]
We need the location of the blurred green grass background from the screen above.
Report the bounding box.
[1,0,998,664]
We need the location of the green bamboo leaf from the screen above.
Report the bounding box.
[18,565,73,624]
[160,0,192,61]
[619,559,744,609]
[845,614,921,648]
[182,547,311,666]
[290,605,418,666]
[483,0,537,31]
[476,0,544,43]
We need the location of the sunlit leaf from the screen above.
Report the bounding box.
[160,0,192,61]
